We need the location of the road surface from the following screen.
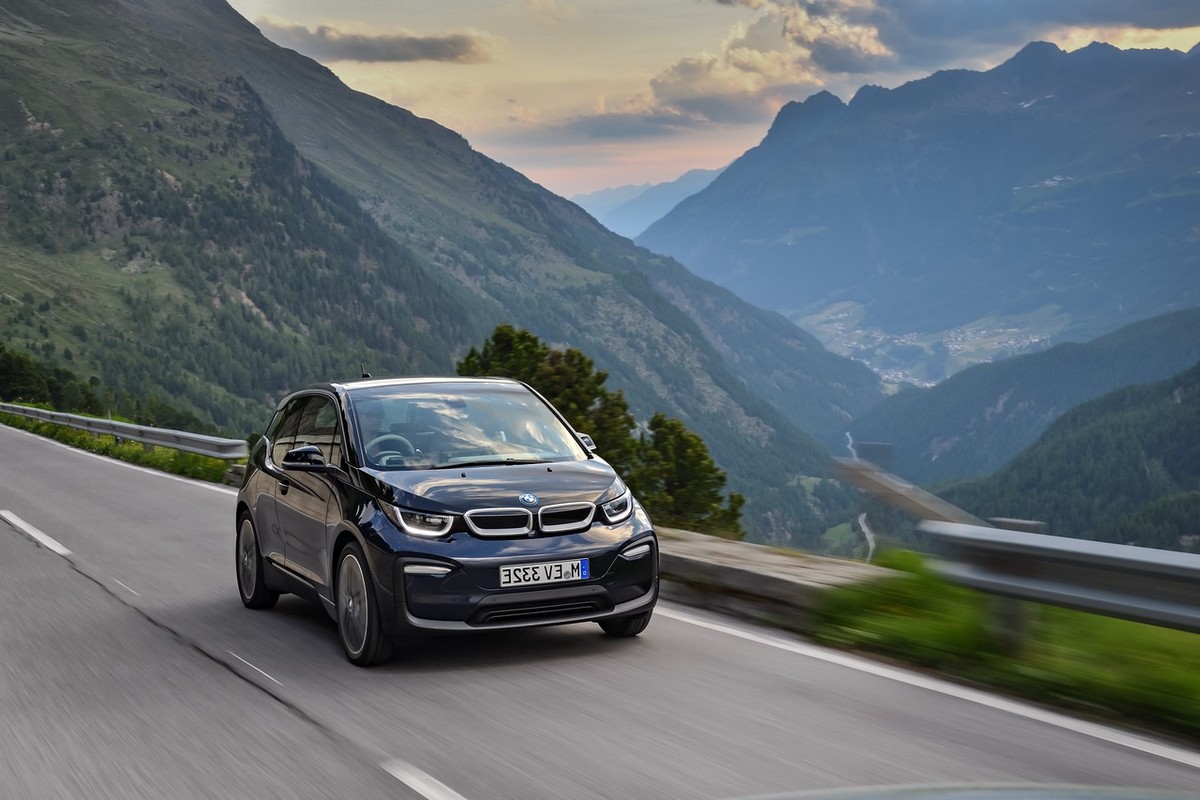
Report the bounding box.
[2,423,1198,799]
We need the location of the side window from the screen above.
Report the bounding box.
[271,398,307,464]
[299,395,342,466]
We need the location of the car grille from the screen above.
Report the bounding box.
[464,508,532,537]
[473,597,610,626]
[538,502,595,533]
[464,502,595,537]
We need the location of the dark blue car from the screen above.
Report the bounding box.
[235,377,658,665]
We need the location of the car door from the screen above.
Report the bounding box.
[275,393,341,589]
[253,398,305,568]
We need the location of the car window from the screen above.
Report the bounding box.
[270,397,307,464]
[298,395,342,466]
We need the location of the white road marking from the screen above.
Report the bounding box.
[3,425,238,495]
[227,651,283,686]
[659,605,1200,771]
[380,760,470,800]
[114,579,141,596]
[0,510,72,556]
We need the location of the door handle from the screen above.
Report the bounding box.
[277,481,290,495]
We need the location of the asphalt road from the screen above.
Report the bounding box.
[2,423,1199,800]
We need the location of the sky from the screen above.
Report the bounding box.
[223,1,1200,197]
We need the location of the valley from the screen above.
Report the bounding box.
[798,301,1068,386]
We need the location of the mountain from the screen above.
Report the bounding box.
[940,359,1200,551]
[575,168,724,239]
[848,308,1200,483]
[0,0,883,541]
[637,41,1200,383]
[570,184,651,224]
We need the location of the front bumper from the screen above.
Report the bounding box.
[394,533,658,632]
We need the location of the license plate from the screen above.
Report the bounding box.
[499,558,589,588]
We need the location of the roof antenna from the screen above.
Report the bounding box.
[360,362,372,379]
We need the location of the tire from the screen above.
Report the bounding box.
[335,541,394,666]
[236,513,279,610]
[598,609,652,637]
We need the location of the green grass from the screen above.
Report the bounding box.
[0,412,234,483]
[813,550,1200,742]
[820,522,859,558]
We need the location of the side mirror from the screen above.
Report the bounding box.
[577,433,597,452]
[282,444,327,471]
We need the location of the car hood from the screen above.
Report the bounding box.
[361,458,620,512]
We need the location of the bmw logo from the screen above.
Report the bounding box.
[518,493,539,507]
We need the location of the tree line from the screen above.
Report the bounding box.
[0,338,213,432]
[458,324,744,538]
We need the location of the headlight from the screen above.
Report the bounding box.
[598,478,633,524]
[382,504,454,538]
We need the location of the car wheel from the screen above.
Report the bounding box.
[236,513,279,609]
[336,541,394,666]
[598,609,652,637]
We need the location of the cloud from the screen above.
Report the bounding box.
[508,15,823,142]
[255,18,492,64]
[711,1,1200,74]
[493,108,700,145]
[513,0,578,26]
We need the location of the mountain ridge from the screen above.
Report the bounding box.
[638,40,1200,382]
[573,167,725,239]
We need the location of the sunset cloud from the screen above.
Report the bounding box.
[712,0,1200,73]
[521,14,825,142]
[254,18,493,64]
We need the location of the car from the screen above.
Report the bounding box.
[235,376,658,665]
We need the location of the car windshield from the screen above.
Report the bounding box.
[347,382,589,470]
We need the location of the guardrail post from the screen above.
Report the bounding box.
[982,519,1045,655]
[989,596,1027,656]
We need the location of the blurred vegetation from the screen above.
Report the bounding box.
[0,410,229,483]
[813,550,1200,741]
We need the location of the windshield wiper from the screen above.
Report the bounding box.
[433,457,544,469]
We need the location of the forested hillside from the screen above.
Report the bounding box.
[848,308,1200,482]
[940,361,1200,551]
[0,338,212,432]
[0,66,480,428]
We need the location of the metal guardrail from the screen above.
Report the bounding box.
[920,520,1200,635]
[835,457,1200,645]
[0,402,247,460]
